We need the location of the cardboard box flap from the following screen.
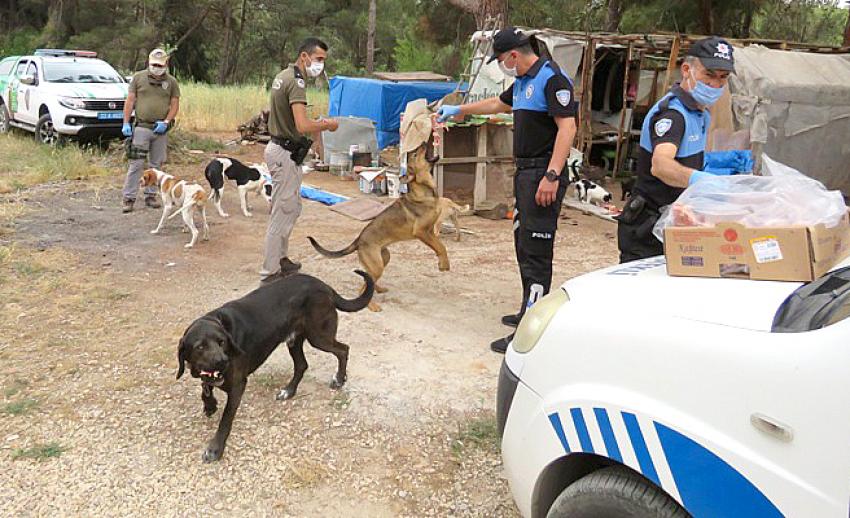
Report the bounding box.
[809,213,850,263]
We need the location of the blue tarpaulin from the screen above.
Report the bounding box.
[328,76,459,149]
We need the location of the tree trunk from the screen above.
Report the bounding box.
[700,0,714,35]
[46,0,77,47]
[217,4,233,85]
[605,0,623,33]
[741,0,754,39]
[844,5,850,47]
[224,0,249,82]
[447,0,507,28]
[366,0,376,74]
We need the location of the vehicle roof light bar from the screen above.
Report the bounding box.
[34,49,98,58]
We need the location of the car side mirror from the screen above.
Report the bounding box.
[125,75,133,83]
[20,74,36,86]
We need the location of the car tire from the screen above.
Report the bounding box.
[0,102,10,133]
[35,113,64,146]
[546,466,689,518]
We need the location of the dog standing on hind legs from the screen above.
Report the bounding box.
[140,168,209,248]
[308,143,452,312]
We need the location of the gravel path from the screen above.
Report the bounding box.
[0,149,619,516]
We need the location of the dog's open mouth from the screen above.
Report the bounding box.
[199,370,225,385]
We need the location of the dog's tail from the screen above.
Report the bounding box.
[307,236,358,258]
[332,270,374,312]
[167,191,206,220]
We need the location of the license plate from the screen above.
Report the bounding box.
[97,112,123,120]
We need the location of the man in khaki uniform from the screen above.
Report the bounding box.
[260,37,339,283]
[121,48,181,213]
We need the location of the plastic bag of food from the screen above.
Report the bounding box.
[653,155,847,242]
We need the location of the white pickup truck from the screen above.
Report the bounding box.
[0,49,128,145]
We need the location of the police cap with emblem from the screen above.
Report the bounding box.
[487,27,530,63]
[687,36,735,72]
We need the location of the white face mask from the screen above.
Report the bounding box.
[306,58,324,78]
[148,64,167,77]
[498,55,517,78]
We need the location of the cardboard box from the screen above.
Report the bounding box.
[664,213,850,282]
[358,169,387,195]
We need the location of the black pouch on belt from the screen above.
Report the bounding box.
[290,137,313,166]
[616,194,646,224]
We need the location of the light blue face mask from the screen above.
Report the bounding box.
[688,70,724,106]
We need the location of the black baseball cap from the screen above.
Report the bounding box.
[687,36,735,72]
[487,27,530,63]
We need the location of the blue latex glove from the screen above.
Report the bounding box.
[688,170,714,186]
[703,150,754,174]
[121,123,132,137]
[436,105,461,123]
[153,120,168,134]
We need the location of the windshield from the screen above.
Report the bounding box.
[43,60,123,83]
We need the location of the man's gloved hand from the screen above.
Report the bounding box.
[121,123,132,137]
[436,105,461,123]
[688,170,714,186]
[153,120,168,134]
[703,150,754,174]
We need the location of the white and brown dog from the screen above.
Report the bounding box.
[204,157,272,218]
[140,168,210,248]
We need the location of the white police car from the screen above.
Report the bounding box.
[0,49,128,145]
[498,255,850,517]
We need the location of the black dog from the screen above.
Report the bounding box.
[177,268,374,462]
[621,176,635,201]
[204,157,271,218]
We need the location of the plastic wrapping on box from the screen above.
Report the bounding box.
[322,117,379,156]
[653,155,847,242]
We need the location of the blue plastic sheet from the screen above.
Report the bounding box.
[328,76,460,149]
[300,185,348,206]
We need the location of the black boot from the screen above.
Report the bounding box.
[501,313,521,328]
[490,333,514,354]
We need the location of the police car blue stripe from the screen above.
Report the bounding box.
[570,408,594,453]
[622,412,661,485]
[593,408,622,462]
[547,413,571,453]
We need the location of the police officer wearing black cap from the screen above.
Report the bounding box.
[438,27,577,353]
[617,36,735,263]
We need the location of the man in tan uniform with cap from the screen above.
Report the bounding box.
[121,48,181,213]
[260,37,339,283]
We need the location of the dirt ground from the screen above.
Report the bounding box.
[0,136,619,516]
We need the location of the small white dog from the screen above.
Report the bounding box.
[140,168,210,248]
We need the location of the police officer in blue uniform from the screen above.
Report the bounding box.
[617,36,735,263]
[438,27,577,353]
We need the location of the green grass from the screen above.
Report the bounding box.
[2,398,39,416]
[0,134,111,194]
[179,82,330,132]
[451,415,499,458]
[12,442,66,460]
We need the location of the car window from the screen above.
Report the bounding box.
[772,266,850,332]
[43,59,123,83]
[14,60,28,77]
[0,59,15,76]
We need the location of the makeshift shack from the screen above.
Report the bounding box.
[728,46,850,194]
[459,29,849,188]
[328,76,459,149]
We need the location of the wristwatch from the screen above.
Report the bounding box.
[544,169,560,182]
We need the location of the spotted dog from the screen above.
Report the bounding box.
[140,168,209,248]
[575,178,613,206]
[204,157,272,218]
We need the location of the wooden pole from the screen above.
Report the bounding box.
[366,0,376,74]
[661,35,680,94]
